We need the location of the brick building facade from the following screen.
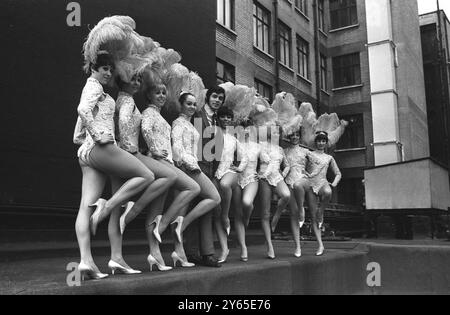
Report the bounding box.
[216,0,430,208]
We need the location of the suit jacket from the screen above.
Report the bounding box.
[192,107,224,178]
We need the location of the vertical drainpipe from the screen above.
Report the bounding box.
[273,0,280,94]
[312,0,321,115]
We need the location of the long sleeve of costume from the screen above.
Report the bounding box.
[281,150,291,177]
[330,157,342,183]
[141,111,163,157]
[77,79,104,142]
[236,139,249,173]
[172,120,200,171]
[118,96,139,154]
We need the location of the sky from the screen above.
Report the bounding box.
[418,0,450,16]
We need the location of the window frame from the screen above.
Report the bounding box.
[254,79,273,103]
[216,59,236,85]
[279,21,292,68]
[332,52,361,89]
[329,0,358,30]
[253,1,272,54]
[217,0,235,30]
[296,35,310,79]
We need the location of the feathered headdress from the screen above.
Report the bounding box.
[163,63,206,113]
[272,92,303,136]
[298,102,348,148]
[219,82,258,124]
[82,16,144,73]
[250,96,277,127]
[115,54,150,83]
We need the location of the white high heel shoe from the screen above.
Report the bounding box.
[171,252,195,268]
[299,220,305,229]
[108,260,141,275]
[316,246,325,256]
[171,216,184,243]
[152,215,163,243]
[78,262,108,281]
[218,249,230,264]
[119,202,135,235]
[295,249,302,258]
[147,254,172,272]
[89,199,107,236]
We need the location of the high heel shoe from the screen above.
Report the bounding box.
[171,216,184,243]
[294,249,302,258]
[108,260,141,275]
[78,262,108,281]
[218,249,230,264]
[89,199,107,236]
[316,246,325,256]
[299,220,305,229]
[147,254,172,272]
[152,215,163,243]
[119,201,135,235]
[240,256,249,262]
[318,221,323,230]
[171,252,195,268]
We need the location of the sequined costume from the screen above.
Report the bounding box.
[215,133,248,180]
[259,142,288,187]
[116,91,141,154]
[284,145,311,189]
[141,105,174,164]
[77,78,116,165]
[308,151,341,194]
[171,114,201,172]
[238,141,261,189]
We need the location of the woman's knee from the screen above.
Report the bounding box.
[322,187,332,200]
[189,182,202,197]
[242,198,254,211]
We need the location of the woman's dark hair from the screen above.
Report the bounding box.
[179,92,195,105]
[315,131,329,143]
[217,106,234,120]
[91,52,115,72]
[205,86,226,104]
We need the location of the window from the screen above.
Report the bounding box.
[337,114,365,149]
[320,54,328,91]
[295,0,308,16]
[216,59,235,84]
[333,53,361,88]
[217,0,234,30]
[255,79,273,102]
[279,22,292,67]
[254,2,271,54]
[296,36,309,79]
[330,0,357,30]
[318,0,325,31]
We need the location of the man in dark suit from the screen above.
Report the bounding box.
[185,86,226,267]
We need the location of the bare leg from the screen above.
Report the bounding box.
[219,173,239,231]
[306,188,324,255]
[122,153,176,227]
[318,184,333,228]
[233,187,247,260]
[181,171,221,232]
[242,182,259,228]
[271,181,291,233]
[146,191,168,265]
[213,179,229,262]
[157,160,200,236]
[288,189,301,257]
[293,178,309,224]
[89,145,155,224]
[259,180,275,259]
[75,161,106,272]
[108,177,132,268]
